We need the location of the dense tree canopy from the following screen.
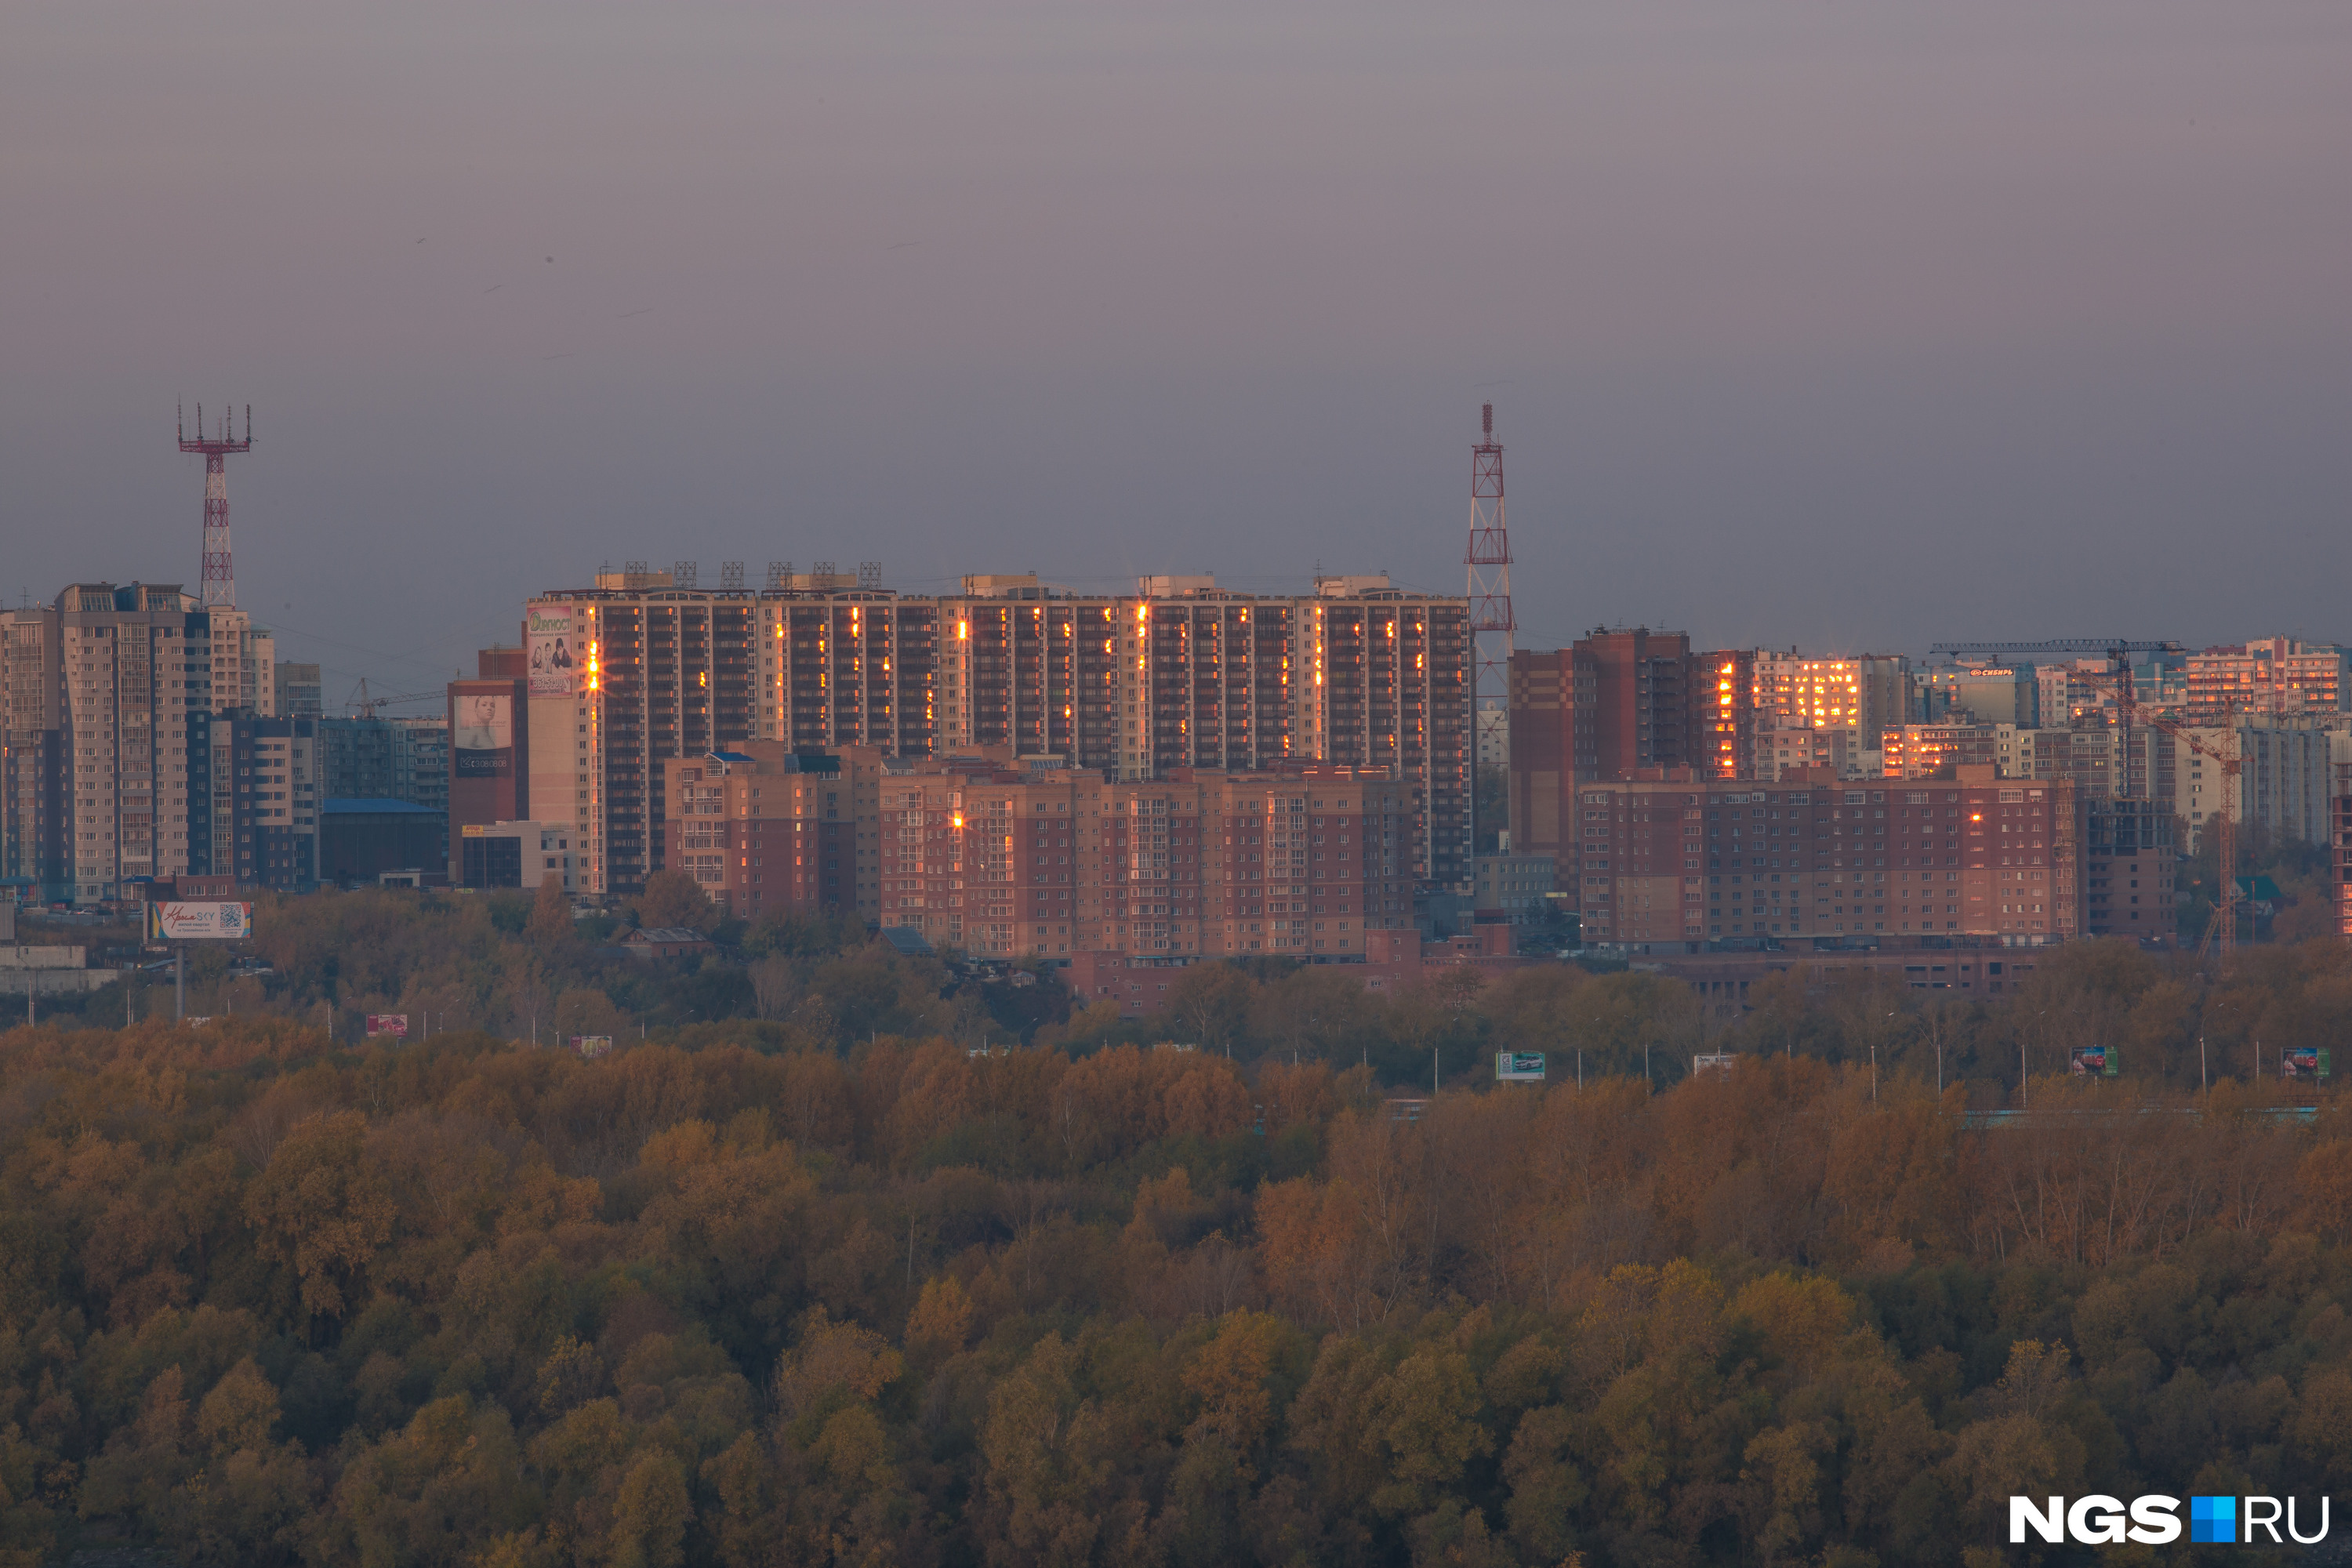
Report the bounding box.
[7,909,2352,1565]
[13,893,2352,1568]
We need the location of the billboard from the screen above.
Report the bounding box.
[572,1035,613,1058]
[2070,1044,2118,1076]
[148,902,252,941]
[365,1014,409,1039]
[527,606,578,696]
[1496,1051,1545,1082]
[1691,1053,1737,1080]
[2284,1046,2330,1080]
[452,691,514,779]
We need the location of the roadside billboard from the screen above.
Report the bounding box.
[2284,1046,2330,1080]
[452,691,514,779]
[1495,1051,1544,1082]
[365,1014,409,1039]
[2070,1044,2118,1076]
[527,606,577,696]
[572,1035,613,1058]
[148,902,252,941]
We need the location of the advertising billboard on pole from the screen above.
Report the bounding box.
[148,902,252,941]
[452,691,514,779]
[1495,1051,1544,1082]
[365,1014,409,1039]
[527,606,577,697]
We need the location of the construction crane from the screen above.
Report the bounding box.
[1929,641,2187,795]
[1929,638,2185,665]
[343,678,443,720]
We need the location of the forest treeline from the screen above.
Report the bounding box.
[66,880,2352,1098]
[8,946,2352,1567]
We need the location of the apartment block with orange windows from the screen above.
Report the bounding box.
[660,742,885,921]
[866,760,1412,961]
[662,743,1416,963]
[934,574,1469,891]
[1563,763,2081,946]
[2185,639,2350,723]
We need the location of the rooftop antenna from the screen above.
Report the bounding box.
[177,401,253,609]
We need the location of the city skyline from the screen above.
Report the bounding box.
[5,2,2350,697]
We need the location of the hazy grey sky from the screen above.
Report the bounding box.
[5,2,2347,699]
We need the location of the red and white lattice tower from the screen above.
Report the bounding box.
[1465,401,1513,740]
[178,402,252,609]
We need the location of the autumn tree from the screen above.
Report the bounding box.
[636,869,717,933]
[242,1109,397,1322]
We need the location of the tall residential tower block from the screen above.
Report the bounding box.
[523,570,1472,898]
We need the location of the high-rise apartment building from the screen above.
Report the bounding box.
[207,713,318,891]
[1,606,67,895]
[760,573,939,756]
[1475,696,1508,771]
[1565,765,2081,946]
[1507,628,1701,873]
[206,608,275,717]
[1884,720,2172,804]
[2187,640,2350,723]
[276,662,322,720]
[2084,799,2173,938]
[2334,760,2352,939]
[1752,652,1912,740]
[1,585,216,904]
[1733,653,1906,783]
[390,717,449,815]
[319,716,449,811]
[1697,650,1754,782]
[933,574,1468,886]
[524,575,758,898]
[2176,720,2336,850]
[525,569,931,897]
[534,568,1469,898]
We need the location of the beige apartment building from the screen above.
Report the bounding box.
[2,585,215,902]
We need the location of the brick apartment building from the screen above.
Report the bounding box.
[1559,764,2082,946]
[659,740,1415,962]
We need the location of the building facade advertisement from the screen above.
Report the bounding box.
[528,607,577,696]
[147,902,252,941]
[453,691,514,778]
